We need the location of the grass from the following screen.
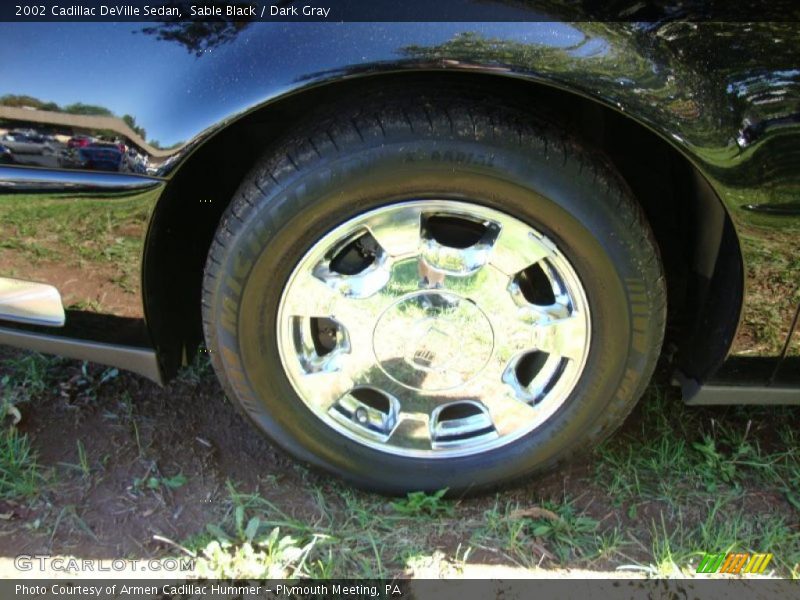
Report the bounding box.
[0,191,155,268]
[180,385,798,578]
[391,489,453,517]
[181,481,630,578]
[0,352,122,506]
[0,352,58,406]
[76,440,90,479]
[183,482,390,578]
[134,472,188,492]
[0,352,57,501]
[0,190,158,305]
[594,385,800,576]
[0,349,797,578]
[177,351,215,385]
[0,427,44,500]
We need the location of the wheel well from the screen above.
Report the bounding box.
[143,71,743,382]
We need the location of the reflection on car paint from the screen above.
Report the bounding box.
[0,167,161,346]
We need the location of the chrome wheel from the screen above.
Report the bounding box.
[277,200,591,458]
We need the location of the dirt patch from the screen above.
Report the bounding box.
[0,353,313,559]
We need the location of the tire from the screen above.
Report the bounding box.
[202,86,666,495]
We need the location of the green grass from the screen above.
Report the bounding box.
[76,440,90,479]
[0,349,797,577]
[184,481,469,578]
[1,352,59,406]
[594,385,800,576]
[470,495,619,569]
[391,489,453,517]
[0,191,157,296]
[0,352,57,501]
[0,426,44,500]
[183,481,625,578]
[176,352,215,385]
[134,473,188,492]
[181,385,800,578]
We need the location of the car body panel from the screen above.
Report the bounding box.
[0,18,798,391]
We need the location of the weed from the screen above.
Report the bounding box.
[58,362,119,403]
[0,427,43,500]
[516,500,600,563]
[391,489,453,517]
[1,352,58,406]
[157,473,186,490]
[76,440,90,479]
[133,472,187,492]
[177,352,214,385]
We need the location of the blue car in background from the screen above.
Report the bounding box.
[76,142,122,171]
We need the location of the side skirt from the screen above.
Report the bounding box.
[0,327,162,384]
[684,384,800,405]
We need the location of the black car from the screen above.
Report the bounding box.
[0,13,798,494]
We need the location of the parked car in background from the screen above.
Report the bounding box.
[76,142,123,171]
[121,147,148,174]
[67,135,94,149]
[0,143,12,164]
[2,130,56,155]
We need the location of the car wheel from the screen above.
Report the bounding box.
[202,88,666,494]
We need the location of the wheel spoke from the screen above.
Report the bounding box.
[348,357,400,393]
[386,415,433,451]
[282,270,343,316]
[312,257,392,300]
[489,220,554,276]
[466,267,520,322]
[467,268,533,363]
[531,311,588,361]
[481,389,540,437]
[499,301,587,362]
[283,271,380,348]
[298,369,356,414]
[366,205,422,258]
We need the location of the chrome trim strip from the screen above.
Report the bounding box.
[0,165,163,193]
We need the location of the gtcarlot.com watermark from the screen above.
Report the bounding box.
[14,554,196,573]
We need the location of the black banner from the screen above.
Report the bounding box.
[5,579,800,600]
[3,0,800,22]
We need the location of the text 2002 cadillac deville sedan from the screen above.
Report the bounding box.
[0,8,798,494]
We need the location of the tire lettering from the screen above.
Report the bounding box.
[226,276,242,296]
[625,278,648,353]
[430,150,495,167]
[233,253,253,279]
[221,296,238,334]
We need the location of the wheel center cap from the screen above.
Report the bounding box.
[373,291,494,392]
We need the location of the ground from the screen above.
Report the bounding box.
[0,347,797,579]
